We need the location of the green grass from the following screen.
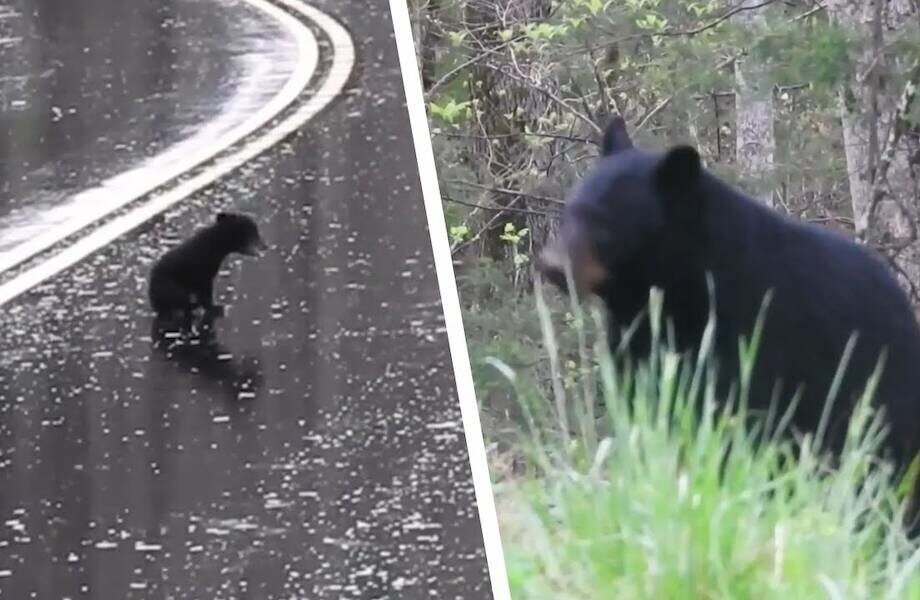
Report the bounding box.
[480,284,920,600]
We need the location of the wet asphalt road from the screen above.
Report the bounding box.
[0,1,493,598]
[0,0,298,254]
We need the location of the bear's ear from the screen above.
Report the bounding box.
[600,116,633,157]
[653,145,702,195]
[216,212,230,223]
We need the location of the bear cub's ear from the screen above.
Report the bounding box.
[216,212,230,223]
[600,115,633,157]
[654,146,702,194]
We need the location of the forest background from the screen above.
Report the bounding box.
[409,1,920,596]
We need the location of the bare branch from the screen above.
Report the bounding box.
[795,4,827,21]
[635,96,672,133]
[653,0,779,38]
[443,195,557,217]
[446,178,566,206]
[865,58,920,237]
[482,63,602,134]
[426,34,525,98]
[436,130,593,145]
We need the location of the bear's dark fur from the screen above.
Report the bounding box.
[148,212,265,318]
[539,117,920,525]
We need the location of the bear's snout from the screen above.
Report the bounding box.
[243,237,268,256]
[536,238,569,291]
[537,225,609,297]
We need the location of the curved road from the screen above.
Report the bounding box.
[0,0,301,259]
[0,1,493,598]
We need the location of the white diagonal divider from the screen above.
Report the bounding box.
[386,0,512,598]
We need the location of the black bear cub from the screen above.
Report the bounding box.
[539,117,920,525]
[149,211,266,318]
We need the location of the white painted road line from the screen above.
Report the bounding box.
[0,0,317,276]
[0,2,355,307]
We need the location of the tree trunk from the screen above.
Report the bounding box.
[827,0,920,293]
[409,0,439,91]
[734,0,776,206]
[464,0,556,270]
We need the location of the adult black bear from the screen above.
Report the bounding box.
[539,117,920,525]
[148,211,266,318]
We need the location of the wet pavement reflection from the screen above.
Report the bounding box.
[0,0,492,597]
[0,0,298,256]
[150,314,265,405]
